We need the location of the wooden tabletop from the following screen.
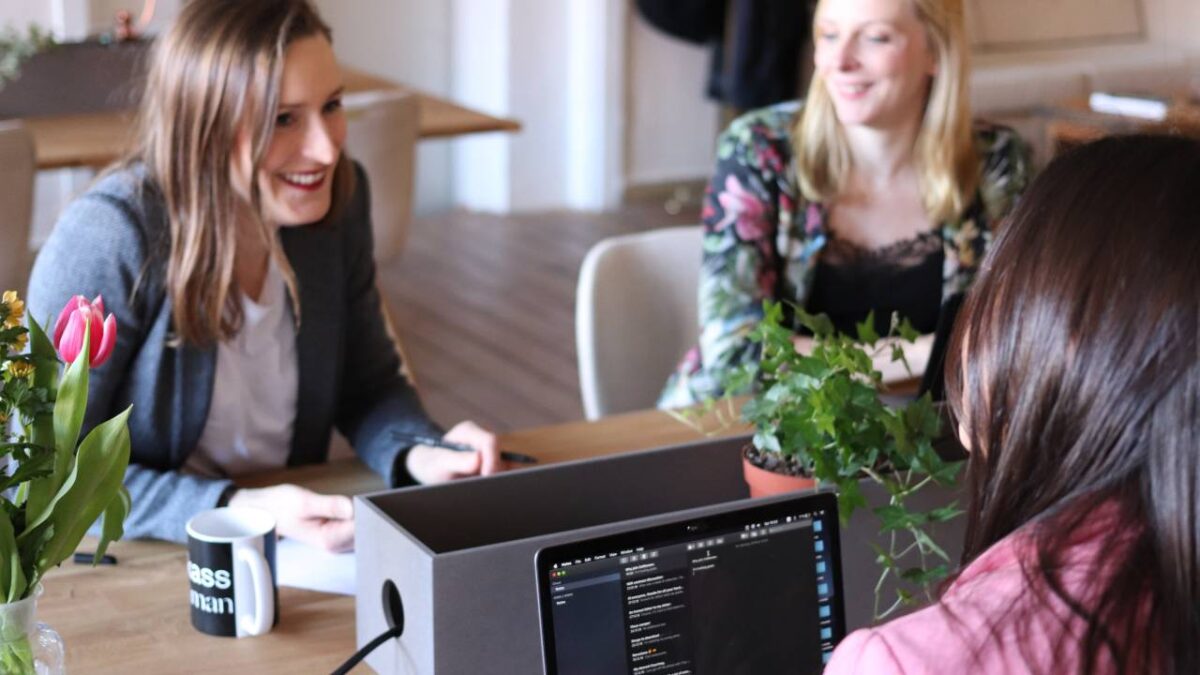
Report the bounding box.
[24,66,520,170]
[38,407,745,673]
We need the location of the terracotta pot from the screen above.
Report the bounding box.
[741,446,817,498]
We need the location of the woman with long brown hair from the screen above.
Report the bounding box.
[826,135,1200,672]
[28,0,503,551]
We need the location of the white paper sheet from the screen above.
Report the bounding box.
[274,537,356,595]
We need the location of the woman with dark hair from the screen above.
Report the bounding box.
[825,134,1200,673]
[27,0,503,551]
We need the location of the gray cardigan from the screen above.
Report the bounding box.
[27,163,443,542]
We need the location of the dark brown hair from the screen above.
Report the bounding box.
[133,0,353,345]
[945,135,1200,673]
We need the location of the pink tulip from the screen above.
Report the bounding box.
[52,295,117,368]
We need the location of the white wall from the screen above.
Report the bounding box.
[451,0,623,212]
[0,2,53,28]
[1132,0,1200,47]
[315,0,455,214]
[625,15,721,188]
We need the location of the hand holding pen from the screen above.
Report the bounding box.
[395,422,537,485]
[393,432,539,465]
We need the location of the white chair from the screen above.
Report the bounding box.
[343,89,419,263]
[0,121,36,295]
[576,225,703,420]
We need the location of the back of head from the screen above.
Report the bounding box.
[947,135,1200,673]
[134,0,341,345]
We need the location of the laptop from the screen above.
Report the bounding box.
[535,492,846,674]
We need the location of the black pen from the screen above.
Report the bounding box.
[392,432,539,465]
[73,551,118,565]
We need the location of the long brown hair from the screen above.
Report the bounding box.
[133,0,353,345]
[946,135,1200,673]
[796,0,977,223]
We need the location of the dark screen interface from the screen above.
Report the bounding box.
[547,506,838,674]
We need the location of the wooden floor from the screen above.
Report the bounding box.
[377,202,696,432]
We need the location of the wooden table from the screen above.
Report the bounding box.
[1044,95,1200,155]
[39,407,745,673]
[24,66,520,170]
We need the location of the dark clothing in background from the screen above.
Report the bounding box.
[634,0,725,45]
[635,0,810,110]
[708,0,810,109]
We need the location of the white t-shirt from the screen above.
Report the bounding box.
[184,260,298,478]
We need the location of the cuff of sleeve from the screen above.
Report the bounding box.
[389,445,420,488]
[216,483,239,508]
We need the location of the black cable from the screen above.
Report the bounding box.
[330,626,403,675]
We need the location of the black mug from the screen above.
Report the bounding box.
[186,507,279,637]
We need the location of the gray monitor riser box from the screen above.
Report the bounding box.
[354,435,966,674]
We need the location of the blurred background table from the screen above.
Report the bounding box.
[1044,95,1200,155]
[22,65,519,170]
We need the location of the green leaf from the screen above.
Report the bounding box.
[23,319,87,526]
[900,564,950,586]
[910,527,951,562]
[874,504,914,532]
[94,485,131,563]
[927,503,964,523]
[796,308,834,339]
[869,542,895,569]
[855,311,879,345]
[753,431,781,454]
[0,508,24,603]
[835,479,868,524]
[35,406,131,573]
[0,444,55,494]
[24,315,55,446]
[52,323,90,479]
[19,524,53,593]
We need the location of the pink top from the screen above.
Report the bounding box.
[824,509,1127,674]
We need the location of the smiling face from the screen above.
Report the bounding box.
[813,0,936,132]
[232,34,346,228]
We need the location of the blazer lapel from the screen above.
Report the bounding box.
[280,225,343,465]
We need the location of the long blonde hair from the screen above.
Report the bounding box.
[795,0,977,223]
[133,0,353,346]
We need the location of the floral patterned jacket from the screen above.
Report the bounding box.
[658,100,1033,409]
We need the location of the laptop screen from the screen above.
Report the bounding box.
[535,492,845,674]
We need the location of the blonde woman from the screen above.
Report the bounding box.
[28,0,502,551]
[659,0,1031,408]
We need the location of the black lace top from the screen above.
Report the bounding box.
[805,230,944,337]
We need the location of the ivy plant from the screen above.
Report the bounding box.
[726,301,964,619]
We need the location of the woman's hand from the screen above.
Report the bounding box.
[405,420,502,484]
[792,334,815,354]
[228,484,355,552]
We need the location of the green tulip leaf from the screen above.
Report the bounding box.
[94,485,131,563]
[0,508,23,604]
[51,323,90,482]
[36,406,131,572]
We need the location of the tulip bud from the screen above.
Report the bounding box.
[53,295,117,368]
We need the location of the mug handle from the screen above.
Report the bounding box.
[236,546,275,636]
